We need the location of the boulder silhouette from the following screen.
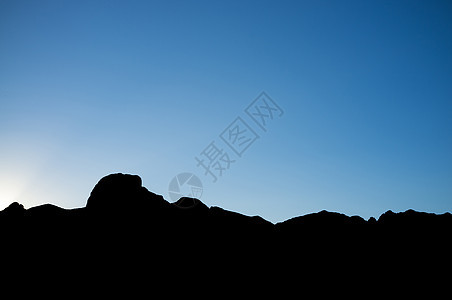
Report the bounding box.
[86,173,171,217]
[0,201,25,217]
[86,173,144,211]
[173,196,208,211]
[25,203,69,217]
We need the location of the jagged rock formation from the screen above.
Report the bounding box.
[1,173,450,292]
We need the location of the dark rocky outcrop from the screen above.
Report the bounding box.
[1,173,450,292]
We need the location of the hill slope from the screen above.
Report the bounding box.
[1,173,450,292]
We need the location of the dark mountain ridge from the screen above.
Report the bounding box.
[3,173,450,225]
[2,173,451,245]
[1,173,450,291]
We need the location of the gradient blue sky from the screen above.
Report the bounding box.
[1,0,451,222]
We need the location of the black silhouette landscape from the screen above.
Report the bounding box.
[1,173,450,289]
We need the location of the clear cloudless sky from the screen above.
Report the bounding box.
[1,0,451,222]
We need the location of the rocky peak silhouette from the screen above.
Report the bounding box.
[1,172,450,291]
[2,173,451,230]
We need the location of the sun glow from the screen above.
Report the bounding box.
[0,163,47,211]
[0,180,22,210]
[0,131,57,211]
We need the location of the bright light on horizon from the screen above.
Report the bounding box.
[0,132,57,210]
[0,177,24,210]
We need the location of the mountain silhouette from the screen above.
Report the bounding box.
[1,173,450,292]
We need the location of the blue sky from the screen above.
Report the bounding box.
[1,0,451,222]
